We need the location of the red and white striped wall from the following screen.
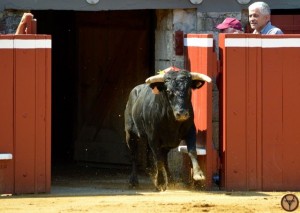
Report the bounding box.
[219,33,300,191]
[0,34,51,194]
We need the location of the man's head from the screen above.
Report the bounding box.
[216,18,243,33]
[248,1,271,33]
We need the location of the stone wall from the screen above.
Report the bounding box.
[0,10,25,34]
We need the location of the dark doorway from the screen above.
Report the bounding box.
[33,10,155,169]
[271,9,300,34]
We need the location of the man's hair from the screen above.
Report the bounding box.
[249,1,271,15]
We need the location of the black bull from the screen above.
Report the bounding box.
[124,70,211,191]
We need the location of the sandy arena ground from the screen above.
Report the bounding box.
[0,165,298,213]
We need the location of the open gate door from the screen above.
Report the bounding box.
[271,15,300,34]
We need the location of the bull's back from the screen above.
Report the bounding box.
[125,84,165,134]
[124,84,151,132]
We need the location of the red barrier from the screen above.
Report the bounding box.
[219,33,300,190]
[0,35,14,194]
[0,35,51,194]
[184,34,218,189]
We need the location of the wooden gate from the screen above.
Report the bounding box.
[0,35,51,194]
[74,11,154,166]
[219,33,300,190]
[272,15,300,34]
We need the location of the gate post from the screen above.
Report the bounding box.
[0,35,51,194]
[0,35,15,194]
[14,35,52,194]
[184,34,218,189]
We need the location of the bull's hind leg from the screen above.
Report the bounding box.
[126,131,139,188]
[162,149,174,184]
[150,149,168,191]
[156,161,168,191]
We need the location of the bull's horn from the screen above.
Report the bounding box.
[145,74,165,84]
[190,72,212,83]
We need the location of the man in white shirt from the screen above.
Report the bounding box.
[248,1,283,34]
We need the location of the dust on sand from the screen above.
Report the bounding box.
[0,164,297,212]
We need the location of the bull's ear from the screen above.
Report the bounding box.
[149,82,165,94]
[191,80,206,89]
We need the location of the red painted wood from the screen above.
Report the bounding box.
[45,35,52,193]
[184,34,217,189]
[262,43,300,191]
[0,35,51,194]
[271,15,300,34]
[15,36,37,194]
[220,34,300,190]
[35,36,48,192]
[0,35,15,194]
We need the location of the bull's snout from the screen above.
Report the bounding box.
[174,110,190,121]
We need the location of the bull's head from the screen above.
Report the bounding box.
[145,69,211,122]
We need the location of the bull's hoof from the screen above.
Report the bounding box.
[129,176,139,189]
[129,182,139,189]
[129,184,139,189]
[155,184,167,192]
[193,170,205,181]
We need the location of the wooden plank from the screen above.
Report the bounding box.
[225,44,247,190]
[45,35,52,193]
[35,35,47,193]
[221,34,262,190]
[0,35,15,194]
[14,35,37,194]
[281,47,300,190]
[184,34,214,189]
[272,15,300,34]
[261,47,284,191]
[245,38,262,190]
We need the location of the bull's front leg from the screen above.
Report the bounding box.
[186,125,205,181]
[188,150,205,181]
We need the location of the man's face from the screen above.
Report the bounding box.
[249,8,270,33]
[221,28,240,33]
